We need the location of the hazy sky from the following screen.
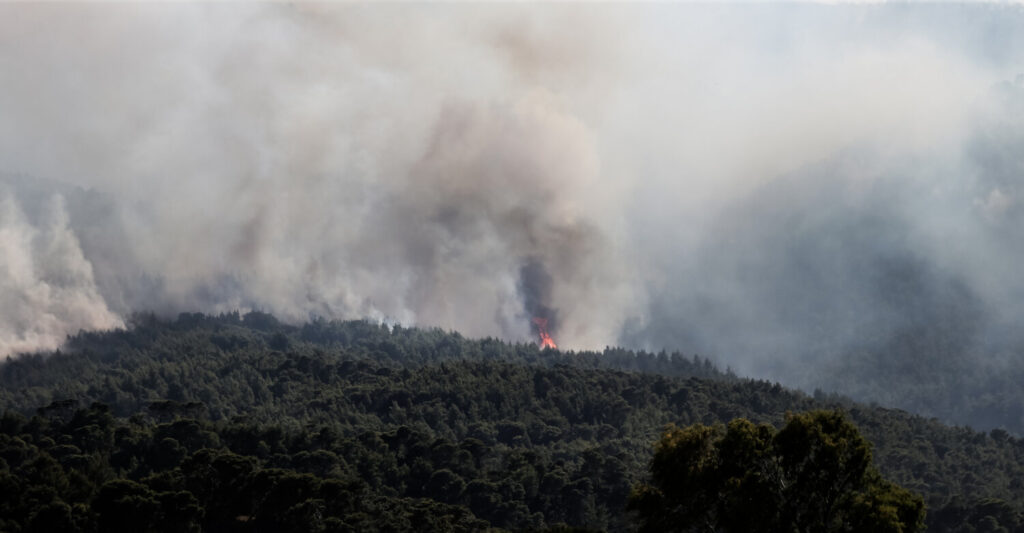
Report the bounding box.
[3,4,1024,417]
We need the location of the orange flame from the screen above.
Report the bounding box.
[532,317,557,349]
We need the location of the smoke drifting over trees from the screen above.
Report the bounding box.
[3,4,1024,429]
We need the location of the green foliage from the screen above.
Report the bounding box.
[630,411,925,532]
[0,312,1020,531]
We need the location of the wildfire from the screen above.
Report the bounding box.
[532,317,557,350]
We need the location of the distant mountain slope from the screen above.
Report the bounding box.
[1,312,1023,531]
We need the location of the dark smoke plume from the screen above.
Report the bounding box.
[518,257,558,338]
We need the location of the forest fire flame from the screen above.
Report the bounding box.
[532,317,557,349]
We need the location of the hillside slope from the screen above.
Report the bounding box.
[1,312,1023,531]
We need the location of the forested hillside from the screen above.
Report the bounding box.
[2,313,1023,531]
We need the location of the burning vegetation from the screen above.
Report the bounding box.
[532,316,557,349]
[520,258,559,349]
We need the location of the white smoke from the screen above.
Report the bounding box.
[0,191,122,356]
[0,3,645,351]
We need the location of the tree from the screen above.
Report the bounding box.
[92,479,162,532]
[629,410,925,533]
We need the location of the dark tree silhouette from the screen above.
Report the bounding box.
[629,410,925,533]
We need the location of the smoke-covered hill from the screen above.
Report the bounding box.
[4,4,1024,436]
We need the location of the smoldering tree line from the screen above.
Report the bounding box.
[7,80,1024,432]
[4,4,1024,432]
[0,97,634,355]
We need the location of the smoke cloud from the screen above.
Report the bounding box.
[3,4,1024,428]
[0,185,122,355]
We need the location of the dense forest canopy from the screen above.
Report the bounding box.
[1,313,1023,531]
[630,411,926,533]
